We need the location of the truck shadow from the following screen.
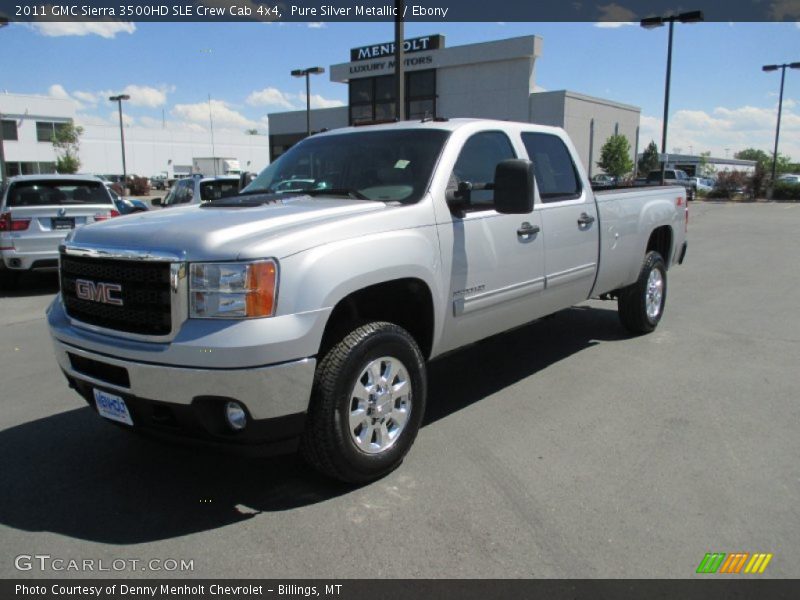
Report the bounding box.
[0,304,625,544]
[0,272,60,298]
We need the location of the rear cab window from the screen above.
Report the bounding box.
[520,133,582,203]
[200,180,240,202]
[6,180,112,207]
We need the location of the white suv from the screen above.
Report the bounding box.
[0,175,118,287]
[158,175,240,208]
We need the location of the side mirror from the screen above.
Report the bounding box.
[239,171,257,192]
[151,197,162,207]
[494,159,534,214]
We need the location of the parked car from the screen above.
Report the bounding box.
[591,174,617,188]
[647,168,696,200]
[0,175,119,287]
[691,177,714,193]
[150,175,168,191]
[109,188,149,214]
[156,175,240,208]
[48,119,688,483]
[777,174,800,185]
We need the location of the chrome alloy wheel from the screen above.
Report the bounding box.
[348,356,412,455]
[645,268,664,320]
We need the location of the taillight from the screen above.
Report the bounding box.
[0,212,31,231]
[93,210,120,222]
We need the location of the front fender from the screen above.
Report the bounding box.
[277,225,445,352]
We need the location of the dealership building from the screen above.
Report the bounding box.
[268,34,641,176]
[0,93,270,180]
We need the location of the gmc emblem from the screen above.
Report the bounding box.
[75,279,124,306]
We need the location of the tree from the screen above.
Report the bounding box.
[698,151,716,178]
[51,122,84,174]
[245,128,259,135]
[638,140,660,177]
[735,148,791,197]
[597,134,634,178]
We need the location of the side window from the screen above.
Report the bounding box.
[521,133,582,203]
[171,181,190,205]
[450,131,516,207]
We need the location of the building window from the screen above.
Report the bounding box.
[348,69,437,125]
[36,121,70,143]
[2,119,18,141]
[3,162,57,177]
[269,132,308,162]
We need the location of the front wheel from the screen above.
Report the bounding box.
[301,322,427,483]
[618,251,667,334]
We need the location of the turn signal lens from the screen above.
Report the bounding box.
[245,261,277,317]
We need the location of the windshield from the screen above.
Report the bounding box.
[244,129,450,204]
[200,179,240,201]
[7,180,112,207]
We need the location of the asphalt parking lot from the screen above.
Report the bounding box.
[0,201,798,579]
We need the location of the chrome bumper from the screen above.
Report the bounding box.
[52,338,316,420]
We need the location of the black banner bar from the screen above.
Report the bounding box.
[4,580,800,600]
[1,0,800,23]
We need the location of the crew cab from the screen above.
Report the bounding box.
[47,119,688,483]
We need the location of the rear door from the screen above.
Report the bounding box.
[521,132,599,309]
[3,180,116,254]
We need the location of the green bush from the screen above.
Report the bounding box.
[772,182,800,201]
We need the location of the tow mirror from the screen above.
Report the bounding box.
[494,159,534,214]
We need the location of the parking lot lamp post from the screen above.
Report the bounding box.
[108,94,130,188]
[0,17,8,183]
[291,67,325,137]
[640,10,704,184]
[763,62,800,198]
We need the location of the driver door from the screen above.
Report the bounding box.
[436,130,546,354]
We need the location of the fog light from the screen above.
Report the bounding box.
[224,401,247,431]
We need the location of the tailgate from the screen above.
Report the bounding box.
[2,205,115,254]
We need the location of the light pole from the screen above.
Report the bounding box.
[290,67,325,137]
[641,10,704,184]
[394,0,405,121]
[108,94,130,188]
[0,17,9,184]
[763,62,800,197]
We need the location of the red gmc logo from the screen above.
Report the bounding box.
[75,279,123,306]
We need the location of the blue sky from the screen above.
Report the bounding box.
[3,20,799,159]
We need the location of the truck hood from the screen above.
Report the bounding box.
[66,195,388,261]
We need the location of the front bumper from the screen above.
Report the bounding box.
[53,337,316,453]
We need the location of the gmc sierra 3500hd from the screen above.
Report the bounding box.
[47,119,688,483]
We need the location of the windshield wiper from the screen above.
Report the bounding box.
[302,188,370,200]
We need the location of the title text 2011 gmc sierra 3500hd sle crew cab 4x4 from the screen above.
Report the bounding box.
[48,119,688,483]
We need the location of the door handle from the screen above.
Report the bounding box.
[577,212,596,227]
[517,222,540,237]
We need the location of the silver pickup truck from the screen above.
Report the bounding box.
[47,119,688,483]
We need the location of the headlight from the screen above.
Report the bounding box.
[189,260,277,319]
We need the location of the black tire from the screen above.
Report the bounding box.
[618,251,667,334]
[301,321,427,484]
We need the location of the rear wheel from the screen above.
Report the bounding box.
[301,322,427,483]
[618,251,667,334]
